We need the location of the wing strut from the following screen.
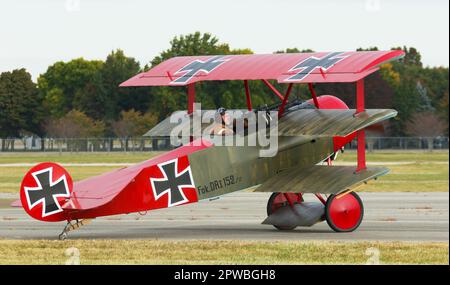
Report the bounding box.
[308,83,320,108]
[356,79,367,172]
[262,79,284,101]
[244,80,252,111]
[187,83,195,114]
[277,83,293,118]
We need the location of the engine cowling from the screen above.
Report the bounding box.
[306,95,357,151]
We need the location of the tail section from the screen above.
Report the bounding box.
[18,162,73,222]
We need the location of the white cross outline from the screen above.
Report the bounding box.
[284,52,350,82]
[149,158,196,207]
[169,56,230,85]
[24,167,71,217]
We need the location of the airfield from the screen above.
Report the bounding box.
[0,151,448,264]
[0,191,448,242]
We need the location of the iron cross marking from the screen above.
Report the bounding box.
[286,52,348,81]
[25,168,70,216]
[171,56,228,84]
[150,160,195,207]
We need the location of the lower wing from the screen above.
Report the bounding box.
[254,165,389,194]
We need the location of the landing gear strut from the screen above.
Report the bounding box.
[264,191,364,232]
[58,219,92,240]
[266,192,303,230]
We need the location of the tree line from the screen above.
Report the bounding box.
[0,32,448,146]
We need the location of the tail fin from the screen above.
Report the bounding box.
[17,162,73,222]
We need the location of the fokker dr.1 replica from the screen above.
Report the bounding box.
[13,50,405,239]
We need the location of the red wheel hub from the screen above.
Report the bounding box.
[327,192,363,231]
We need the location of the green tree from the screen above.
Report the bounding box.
[100,49,145,119]
[151,32,232,67]
[38,58,103,118]
[356,47,379,51]
[274,48,314,53]
[112,109,158,138]
[0,69,44,141]
[392,46,422,67]
[44,109,105,138]
[112,109,158,151]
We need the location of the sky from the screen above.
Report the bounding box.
[0,0,449,80]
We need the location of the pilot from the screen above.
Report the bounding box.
[210,107,234,136]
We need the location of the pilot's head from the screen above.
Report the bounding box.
[217,107,231,126]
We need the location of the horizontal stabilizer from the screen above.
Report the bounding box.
[254,165,389,194]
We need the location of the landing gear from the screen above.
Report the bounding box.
[325,192,364,232]
[266,192,303,230]
[58,232,68,241]
[58,219,92,240]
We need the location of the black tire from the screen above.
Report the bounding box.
[325,192,364,232]
[266,192,297,231]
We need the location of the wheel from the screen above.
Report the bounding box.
[266,192,303,231]
[325,192,364,232]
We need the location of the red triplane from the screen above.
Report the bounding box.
[13,50,405,239]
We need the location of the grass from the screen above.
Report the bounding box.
[335,151,449,192]
[0,151,448,193]
[336,150,449,163]
[0,240,447,265]
[357,162,448,192]
[0,151,161,164]
[0,166,120,193]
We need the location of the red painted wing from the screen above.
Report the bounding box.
[120,50,404,87]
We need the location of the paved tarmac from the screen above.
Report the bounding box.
[0,192,448,241]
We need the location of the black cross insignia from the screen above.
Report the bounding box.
[24,168,70,217]
[171,56,228,84]
[286,52,348,81]
[150,159,195,207]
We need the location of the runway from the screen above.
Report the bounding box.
[0,192,448,241]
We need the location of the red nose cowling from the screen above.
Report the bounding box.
[307,95,357,152]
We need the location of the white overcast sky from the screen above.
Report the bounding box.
[0,0,449,80]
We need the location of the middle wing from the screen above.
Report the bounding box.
[143,108,397,138]
[278,109,397,137]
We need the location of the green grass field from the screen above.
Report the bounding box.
[0,240,447,265]
[335,151,449,192]
[0,151,162,164]
[0,151,447,193]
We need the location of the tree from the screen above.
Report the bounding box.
[0,69,45,150]
[274,48,314,53]
[405,112,447,151]
[45,110,105,138]
[37,58,104,118]
[356,47,379,51]
[112,109,158,151]
[150,32,232,67]
[112,109,158,138]
[99,49,145,120]
[439,91,449,134]
[391,46,422,67]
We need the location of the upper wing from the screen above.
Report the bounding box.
[254,165,389,194]
[120,50,405,87]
